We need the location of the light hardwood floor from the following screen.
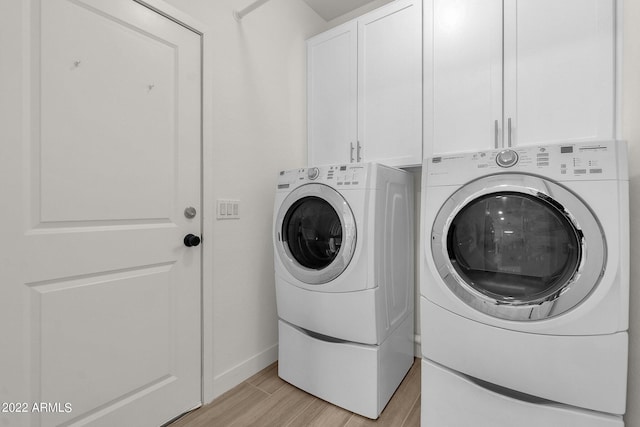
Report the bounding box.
[168,358,421,427]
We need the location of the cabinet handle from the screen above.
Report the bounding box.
[356,141,362,162]
[507,117,512,147]
[350,142,355,163]
[494,120,499,149]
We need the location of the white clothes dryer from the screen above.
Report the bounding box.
[274,163,414,345]
[274,163,414,419]
[420,141,629,425]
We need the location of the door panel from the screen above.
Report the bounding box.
[39,0,177,223]
[431,0,503,154]
[307,22,357,166]
[358,0,422,167]
[35,265,173,423]
[504,0,615,146]
[21,0,202,425]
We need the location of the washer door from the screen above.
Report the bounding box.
[275,184,357,285]
[431,174,606,321]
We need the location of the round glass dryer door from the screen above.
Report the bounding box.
[431,174,606,321]
[284,197,343,269]
[275,184,356,285]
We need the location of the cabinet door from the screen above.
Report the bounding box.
[358,0,423,167]
[428,0,503,155]
[307,22,357,166]
[503,0,615,147]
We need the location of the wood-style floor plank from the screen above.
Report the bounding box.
[169,382,270,427]
[246,361,286,395]
[228,383,316,427]
[285,397,353,427]
[169,359,421,427]
[403,397,421,427]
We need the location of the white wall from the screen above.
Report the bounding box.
[622,1,640,426]
[159,0,327,398]
[325,0,393,27]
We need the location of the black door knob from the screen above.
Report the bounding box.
[184,234,201,247]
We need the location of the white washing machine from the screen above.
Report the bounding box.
[273,163,414,419]
[419,141,629,426]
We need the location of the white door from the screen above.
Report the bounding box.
[307,22,358,166]
[1,0,202,426]
[358,0,423,167]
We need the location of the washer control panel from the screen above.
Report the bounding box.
[277,164,368,190]
[426,141,625,185]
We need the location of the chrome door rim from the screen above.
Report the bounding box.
[431,173,606,321]
[275,183,357,285]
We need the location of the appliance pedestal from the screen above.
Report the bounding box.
[421,359,624,427]
[278,316,413,419]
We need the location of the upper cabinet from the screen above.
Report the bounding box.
[307,22,358,167]
[424,0,617,155]
[307,0,422,167]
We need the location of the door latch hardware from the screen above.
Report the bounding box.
[184,206,197,219]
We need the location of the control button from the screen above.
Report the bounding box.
[496,149,519,168]
[307,167,320,180]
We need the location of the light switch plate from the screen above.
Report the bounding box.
[217,199,240,219]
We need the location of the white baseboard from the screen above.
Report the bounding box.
[414,333,421,358]
[209,343,279,402]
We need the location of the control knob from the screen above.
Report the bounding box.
[307,167,320,180]
[496,149,518,168]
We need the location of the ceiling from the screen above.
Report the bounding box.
[302,0,382,21]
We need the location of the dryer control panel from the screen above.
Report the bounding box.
[276,164,370,191]
[426,140,627,185]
